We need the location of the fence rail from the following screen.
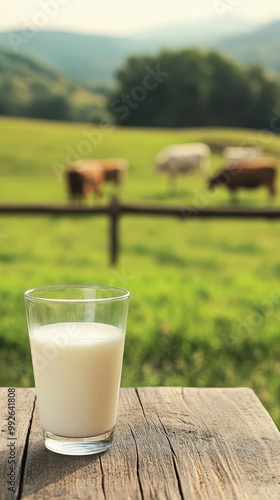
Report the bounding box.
[1,197,280,265]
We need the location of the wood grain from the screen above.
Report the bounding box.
[0,387,36,500]
[1,387,280,499]
[109,388,181,499]
[138,387,280,499]
[20,397,104,500]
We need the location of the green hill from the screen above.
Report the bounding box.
[0,30,130,83]
[1,19,279,83]
[216,20,280,75]
[0,21,258,83]
[0,47,108,121]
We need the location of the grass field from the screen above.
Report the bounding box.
[1,117,280,427]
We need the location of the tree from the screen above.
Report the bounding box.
[108,49,280,129]
[204,52,252,127]
[27,95,70,121]
[245,65,280,129]
[0,78,15,115]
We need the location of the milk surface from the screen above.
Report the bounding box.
[30,322,125,438]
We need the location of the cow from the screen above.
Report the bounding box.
[155,143,211,189]
[223,146,262,162]
[66,160,104,203]
[101,158,129,185]
[208,157,278,201]
[65,158,128,203]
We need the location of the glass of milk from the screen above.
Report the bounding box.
[24,285,130,456]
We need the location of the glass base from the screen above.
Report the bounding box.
[43,427,114,456]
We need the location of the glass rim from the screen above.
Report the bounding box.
[24,285,130,304]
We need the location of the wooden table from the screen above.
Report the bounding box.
[1,387,280,499]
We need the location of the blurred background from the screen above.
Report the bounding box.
[1,0,280,426]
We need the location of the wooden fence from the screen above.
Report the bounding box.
[1,197,280,265]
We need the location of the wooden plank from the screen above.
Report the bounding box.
[1,202,280,219]
[0,204,108,215]
[16,388,182,500]
[137,387,280,500]
[109,196,120,265]
[20,389,145,500]
[100,387,182,499]
[20,388,180,500]
[121,202,280,219]
[2,387,280,499]
[99,389,143,500]
[118,388,183,500]
[20,397,105,500]
[0,387,36,500]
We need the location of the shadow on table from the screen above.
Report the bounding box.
[20,438,104,497]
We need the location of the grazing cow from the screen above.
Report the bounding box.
[223,146,262,162]
[208,157,278,200]
[156,143,211,188]
[101,158,129,185]
[65,158,129,203]
[66,169,85,203]
[66,160,104,203]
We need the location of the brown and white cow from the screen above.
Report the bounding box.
[65,158,128,203]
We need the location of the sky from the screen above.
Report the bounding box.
[1,0,280,36]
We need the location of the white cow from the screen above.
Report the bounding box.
[155,143,211,188]
[223,146,262,162]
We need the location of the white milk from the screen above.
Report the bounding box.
[29,322,125,438]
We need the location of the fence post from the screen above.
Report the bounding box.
[110,196,120,266]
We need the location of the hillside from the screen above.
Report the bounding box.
[1,19,280,123]
[0,19,258,83]
[0,48,108,121]
[216,20,280,74]
[0,31,131,83]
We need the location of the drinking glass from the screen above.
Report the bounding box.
[24,285,130,456]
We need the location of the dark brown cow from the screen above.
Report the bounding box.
[208,157,278,199]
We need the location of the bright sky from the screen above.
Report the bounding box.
[1,0,280,35]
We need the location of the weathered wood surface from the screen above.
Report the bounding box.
[1,387,280,499]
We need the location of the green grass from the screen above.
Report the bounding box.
[1,117,280,427]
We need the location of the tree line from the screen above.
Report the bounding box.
[108,49,280,129]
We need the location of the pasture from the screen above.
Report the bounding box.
[1,118,280,427]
